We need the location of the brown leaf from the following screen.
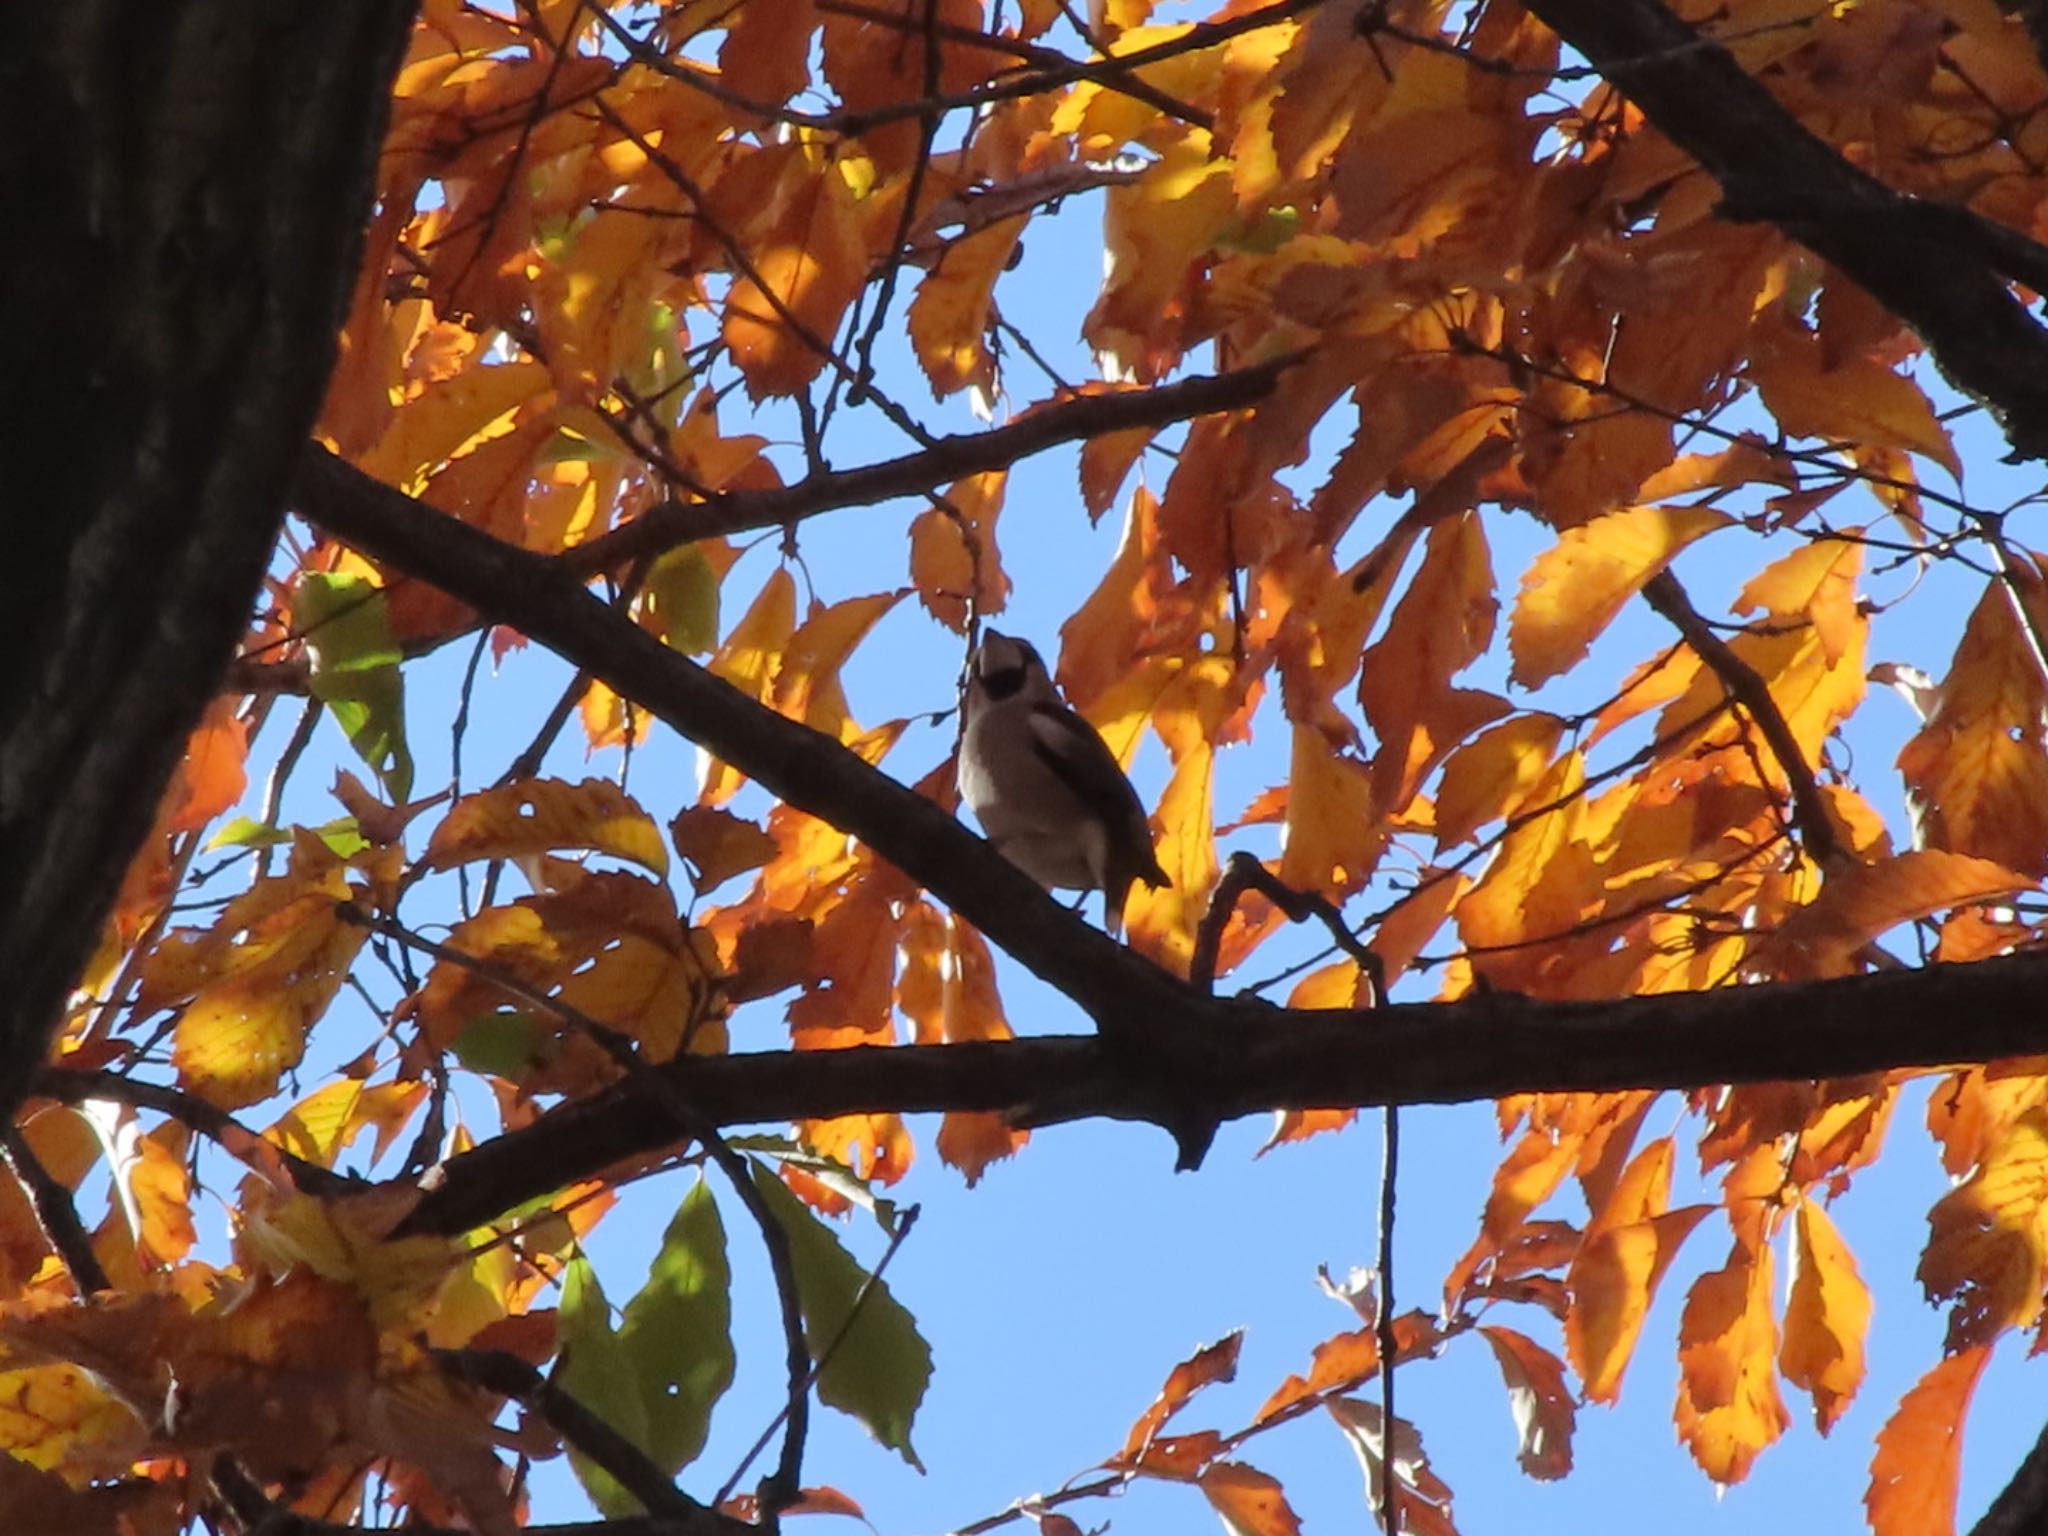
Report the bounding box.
[1117,1332,1244,1465]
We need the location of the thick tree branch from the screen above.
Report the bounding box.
[399,950,2048,1235]
[1516,0,2048,460]
[0,4,420,1120]
[1973,1412,2048,1536]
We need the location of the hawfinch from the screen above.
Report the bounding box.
[956,630,1169,935]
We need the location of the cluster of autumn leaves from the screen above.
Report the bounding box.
[6,0,2048,1530]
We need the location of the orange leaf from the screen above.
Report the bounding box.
[165,698,249,836]
[424,778,669,876]
[1866,1345,1990,1536]
[1567,1143,1713,1402]
[769,590,905,742]
[670,806,780,893]
[1479,1324,1575,1480]
[909,472,1011,632]
[1779,1197,1871,1434]
[1753,328,1962,478]
[719,0,817,100]
[1198,1461,1302,1536]
[933,919,1027,1183]
[1897,577,2048,876]
[1118,1332,1243,1464]
[1674,1236,1790,1485]
[1509,504,1732,687]
[723,157,871,398]
[1919,1105,2048,1349]
[1755,850,2031,980]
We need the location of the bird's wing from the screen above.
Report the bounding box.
[1025,702,1148,821]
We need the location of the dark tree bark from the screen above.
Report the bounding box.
[0,5,420,1114]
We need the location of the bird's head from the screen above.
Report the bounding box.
[969,630,1053,703]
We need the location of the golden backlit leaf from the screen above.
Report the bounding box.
[1755,850,2031,981]
[1752,327,1962,478]
[907,217,1026,399]
[1779,1197,1871,1435]
[1919,1105,2048,1349]
[1433,713,1564,847]
[1674,1236,1790,1485]
[1865,1344,1989,1536]
[1733,535,1864,666]
[1897,577,2048,877]
[425,778,669,876]
[1509,504,1732,688]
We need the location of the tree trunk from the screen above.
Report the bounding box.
[0,5,419,1112]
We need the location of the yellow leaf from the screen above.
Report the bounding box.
[359,359,552,493]
[1779,1197,1872,1434]
[907,217,1026,399]
[1433,713,1564,847]
[704,566,799,803]
[1753,328,1962,478]
[1125,740,1214,975]
[424,778,669,876]
[1279,724,1383,896]
[769,590,905,742]
[1919,1105,2048,1349]
[1734,535,1864,666]
[534,210,664,403]
[1865,1345,1988,1536]
[1674,1236,1790,1484]
[1897,577,2048,876]
[1509,504,1733,687]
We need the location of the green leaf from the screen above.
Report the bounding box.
[640,545,721,656]
[726,1135,903,1236]
[297,572,414,800]
[206,815,367,857]
[559,1255,652,1517]
[753,1162,930,1468]
[450,1010,557,1079]
[619,1178,735,1476]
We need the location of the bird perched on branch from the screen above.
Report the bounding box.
[956,630,1170,936]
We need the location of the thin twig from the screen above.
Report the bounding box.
[1,1126,111,1295]
[1192,851,1384,1002]
[1375,1107,1399,1535]
[1640,570,1845,871]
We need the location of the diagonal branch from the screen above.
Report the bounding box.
[1517,0,2048,460]
[558,355,1302,574]
[294,443,1198,1037]
[397,949,2048,1235]
[1640,570,1845,871]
